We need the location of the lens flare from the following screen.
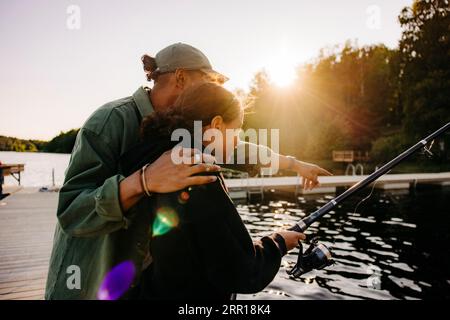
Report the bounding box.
[97,260,136,300]
[178,191,190,204]
[152,207,179,237]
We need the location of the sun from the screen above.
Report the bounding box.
[265,45,298,87]
[266,63,297,88]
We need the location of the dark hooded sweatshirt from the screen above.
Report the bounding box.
[120,139,286,300]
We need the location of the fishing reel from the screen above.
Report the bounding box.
[287,237,334,278]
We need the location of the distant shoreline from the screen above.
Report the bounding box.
[0,129,78,154]
[0,150,71,155]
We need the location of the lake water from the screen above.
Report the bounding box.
[0,151,70,187]
[1,151,449,299]
[238,188,450,300]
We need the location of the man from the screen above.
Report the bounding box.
[45,43,331,299]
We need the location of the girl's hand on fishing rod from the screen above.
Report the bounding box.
[271,231,306,251]
[294,161,333,191]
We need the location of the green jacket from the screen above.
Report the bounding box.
[45,87,156,299]
[45,87,262,300]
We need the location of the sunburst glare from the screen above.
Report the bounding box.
[97,260,136,300]
[152,207,180,237]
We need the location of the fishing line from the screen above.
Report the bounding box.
[329,139,436,252]
[351,179,379,218]
[329,179,379,252]
[318,137,437,244]
[331,137,437,248]
[289,179,380,277]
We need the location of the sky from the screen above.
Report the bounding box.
[0,0,413,140]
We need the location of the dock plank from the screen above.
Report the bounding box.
[0,191,57,300]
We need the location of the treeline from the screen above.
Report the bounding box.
[0,136,44,152]
[44,129,79,153]
[243,0,450,164]
[0,129,79,154]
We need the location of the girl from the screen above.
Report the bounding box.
[121,82,304,299]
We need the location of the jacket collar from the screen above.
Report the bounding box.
[132,86,154,118]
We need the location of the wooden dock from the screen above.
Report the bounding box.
[0,163,25,186]
[0,189,57,300]
[225,172,450,199]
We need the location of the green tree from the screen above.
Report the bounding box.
[399,0,450,141]
[43,129,79,153]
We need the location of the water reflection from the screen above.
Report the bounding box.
[237,187,450,300]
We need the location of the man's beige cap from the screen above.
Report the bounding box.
[154,43,229,83]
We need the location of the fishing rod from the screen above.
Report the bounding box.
[288,122,450,278]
